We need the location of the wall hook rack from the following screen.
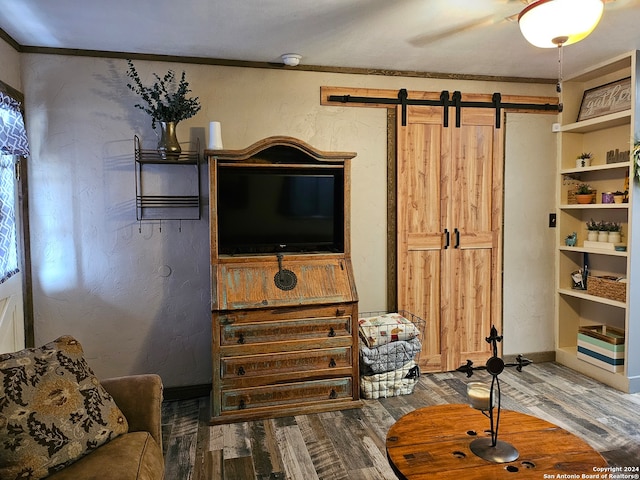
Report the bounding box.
[134,135,201,223]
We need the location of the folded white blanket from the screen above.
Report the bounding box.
[360,360,419,399]
[359,337,422,375]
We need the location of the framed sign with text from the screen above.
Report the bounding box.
[577,77,632,122]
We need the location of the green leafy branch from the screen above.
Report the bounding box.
[633,142,640,183]
[125,59,201,129]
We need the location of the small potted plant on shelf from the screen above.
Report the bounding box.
[565,232,577,246]
[613,190,627,204]
[597,220,609,242]
[607,221,622,244]
[586,218,599,241]
[576,152,593,168]
[125,59,201,159]
[574,183,594,204]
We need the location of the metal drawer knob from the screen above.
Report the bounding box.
[328,327,336,337]
[237,333,245,344]
[238,399,246,410]
[329,358,336,368]
[237,366,245,376]
[329,389,338,399]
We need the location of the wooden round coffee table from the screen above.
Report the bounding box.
[386,404,607,479]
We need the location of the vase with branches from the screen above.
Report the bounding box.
[125,59,201,158]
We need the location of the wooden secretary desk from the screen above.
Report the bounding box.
[206,136,362,424]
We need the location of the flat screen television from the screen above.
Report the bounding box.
[216,166,345,255]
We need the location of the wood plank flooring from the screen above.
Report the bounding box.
[161,362,640,479]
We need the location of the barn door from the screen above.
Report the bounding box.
[397,104,503,372]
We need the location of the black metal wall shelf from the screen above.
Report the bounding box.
[134,135,201,222]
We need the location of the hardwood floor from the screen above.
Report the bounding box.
[161,362,640,479]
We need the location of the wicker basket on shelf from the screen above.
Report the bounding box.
[587,275,626,302]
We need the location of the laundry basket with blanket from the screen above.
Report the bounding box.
[358,311,425,399]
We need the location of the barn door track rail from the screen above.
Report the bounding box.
[325,88,560,128]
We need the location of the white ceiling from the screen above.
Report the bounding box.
[1,0,639,80]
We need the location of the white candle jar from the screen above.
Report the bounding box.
[467,382,493,411]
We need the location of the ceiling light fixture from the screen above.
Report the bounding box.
[518,0,604,49]
[518,0,604,114]
[281,53,302,67]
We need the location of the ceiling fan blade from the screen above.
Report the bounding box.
[408,15,498,47]
[603,0,640,8]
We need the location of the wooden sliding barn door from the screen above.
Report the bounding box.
[397,104,503,373]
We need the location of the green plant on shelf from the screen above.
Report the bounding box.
[634,142,640,182]
[577,152,593,160]
[607,221,621,233]
[586,218,599,231]
[575,183,593,194]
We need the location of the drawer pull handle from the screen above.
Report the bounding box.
[329,389,338,399]
[336,308,345,316]
[237,333,245,344]
[237,366,246,376]
[328,327,336,337]
[329,358,336,368]
[238,399,246,410]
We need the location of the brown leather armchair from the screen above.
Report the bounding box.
[47,374,165,480]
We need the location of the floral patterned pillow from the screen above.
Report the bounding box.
[0,335,129,480]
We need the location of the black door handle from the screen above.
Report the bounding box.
[444,229,450,249]
[454,228,460,248]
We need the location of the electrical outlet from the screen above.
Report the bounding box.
[549,213,556,228]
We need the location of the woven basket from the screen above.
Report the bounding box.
[587,275,626,302]
[568,188,597,205]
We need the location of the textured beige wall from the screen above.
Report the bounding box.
[503,113,556,355]
[17,52,555,386]
[0,39,21,92]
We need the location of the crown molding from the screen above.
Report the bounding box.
[0,28,555,85]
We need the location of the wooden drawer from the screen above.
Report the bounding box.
[220,315,351,346]
[221,347,352,379]
[221,377,354,412]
